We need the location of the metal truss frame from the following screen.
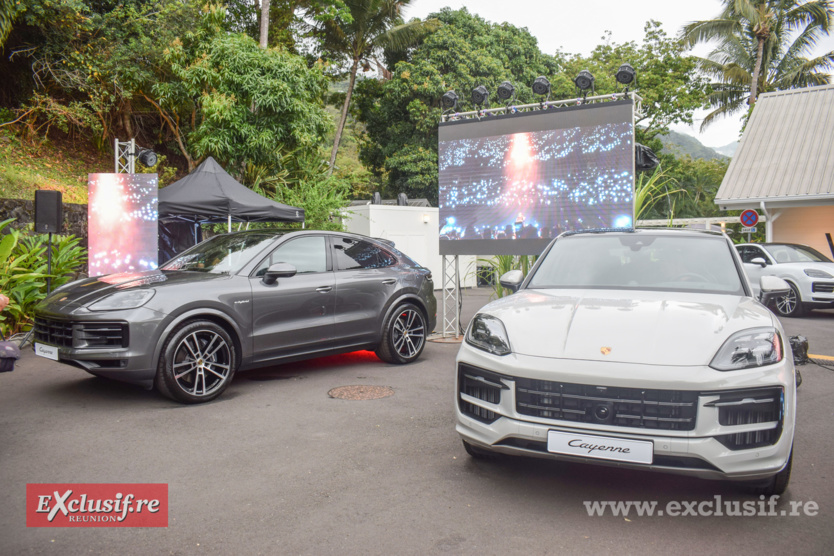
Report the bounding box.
[441,255,461,338]
[115,138,135,174]
[441,92,644,122]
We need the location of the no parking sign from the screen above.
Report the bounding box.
[740,210,759,228]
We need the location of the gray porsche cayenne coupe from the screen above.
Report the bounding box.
[33,230,437,403]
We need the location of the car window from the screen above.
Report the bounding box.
[738,246,768,264]
[528,234,745,295]
[333,237,397,270]
[765,244,833,264]
[254,236,327,276]
[162,233,279,274]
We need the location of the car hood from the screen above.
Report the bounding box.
[39,270,230,312]
[478,289,776,366]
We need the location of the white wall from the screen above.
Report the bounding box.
[342,205,478,288]
[771,206,834,258]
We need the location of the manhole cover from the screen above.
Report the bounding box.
[328,385,394,400]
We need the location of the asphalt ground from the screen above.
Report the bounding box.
[2,287,834,555]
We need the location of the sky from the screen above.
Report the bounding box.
[405,0,834,149]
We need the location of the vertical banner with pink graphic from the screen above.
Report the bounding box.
[87,173,159,277]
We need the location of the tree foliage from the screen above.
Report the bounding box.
[149,6,332,175]
[314,0,439,174]
[682,0,834,129]
[354,9,708,204]
[3,2,332,185]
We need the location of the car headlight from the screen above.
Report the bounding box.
[466,314,512,356]
[804,268,833,279]
[88,290,155,312]
[710,327,783,371]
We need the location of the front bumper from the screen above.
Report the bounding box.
[799,280,834,304]
[455,343,796,482]
[32,308,166,388]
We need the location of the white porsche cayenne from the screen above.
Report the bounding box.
[456,228,797,495]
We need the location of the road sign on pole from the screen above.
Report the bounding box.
[740,210,759,228]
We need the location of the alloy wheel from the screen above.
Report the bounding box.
[775,285,799,316]
[172,329,233,397]
[392,309,425,359]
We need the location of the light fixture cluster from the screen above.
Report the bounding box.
[441,63,637,114]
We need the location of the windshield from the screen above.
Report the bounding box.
[764,244,833,264]
[528,234,745,295]
[161,233,280,274]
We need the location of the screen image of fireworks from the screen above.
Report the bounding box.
[438,116,634,248]
[87,173,159,277]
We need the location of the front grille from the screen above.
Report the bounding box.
[34,318,128,349]
[458,364,504,424]
[711,387,783,450]
[811,282,834,293]
[516,378,698,431]
[34,318,74,348]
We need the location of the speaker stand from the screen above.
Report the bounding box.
[46,232,53,295]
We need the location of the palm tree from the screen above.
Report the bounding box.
[316,0,438,175]
[682,0,833,130]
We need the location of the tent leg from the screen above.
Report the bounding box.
[228,214,232,233]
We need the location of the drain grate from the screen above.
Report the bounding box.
[328,385,394,400]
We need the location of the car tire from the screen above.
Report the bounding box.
[375,303,427,364]
[462,439,500,461]
[773,283,805,317]
[745,449,792,496]
[155,320,237,404]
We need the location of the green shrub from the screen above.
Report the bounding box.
[0,219,87,337]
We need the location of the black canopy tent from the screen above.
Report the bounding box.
[157,157,304,262]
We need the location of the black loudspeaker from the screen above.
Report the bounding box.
[34,190,63,233]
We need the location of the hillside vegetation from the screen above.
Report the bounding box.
[0,130,111,203]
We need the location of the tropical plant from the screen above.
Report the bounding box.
[0,219,87,337]
[476,255,537,299]
[273,177,351,231]
[314,0,439,174]
[634,169,685,222]
[681,0,834,129]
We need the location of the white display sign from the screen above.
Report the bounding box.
[547,430,653,464]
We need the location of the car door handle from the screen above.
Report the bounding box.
[381,279,397,285]
[316,286,332,293]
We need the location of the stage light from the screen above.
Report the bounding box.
[441,90,459,111]
[497,81,516,102]
[471,85,489,107]
[615,63,635,86]
[532,76,551,97]
[136,148,158,168]
[574,70,595,91]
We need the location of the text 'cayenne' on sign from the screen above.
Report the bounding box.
[26,484,168,527]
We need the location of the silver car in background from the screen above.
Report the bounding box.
[736,243,834,317]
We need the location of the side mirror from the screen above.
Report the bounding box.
[759,275,790,305]
[750,257,767,268]
[263,262,297,285]
[499,269,524,293]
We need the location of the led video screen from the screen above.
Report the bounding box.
[88,173,159,276]
[438,100,634,255]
